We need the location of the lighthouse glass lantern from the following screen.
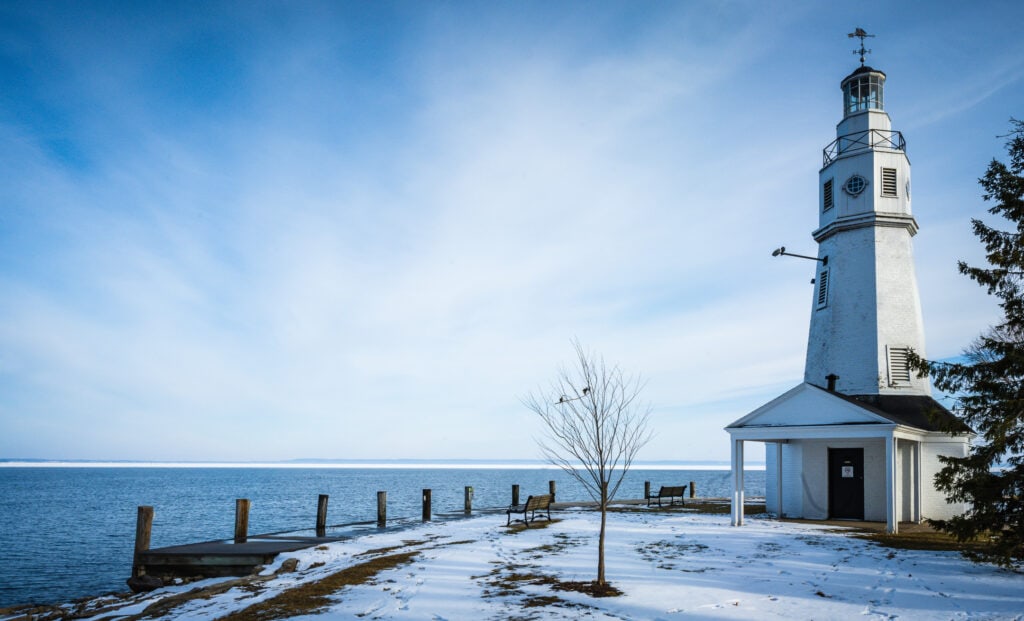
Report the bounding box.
[842,68,884,116]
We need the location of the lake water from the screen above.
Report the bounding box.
[0,466,765,608]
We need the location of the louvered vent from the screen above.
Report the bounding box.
[881,167,898,196]
[816,269,829,309]
[823,178,834,211]
[887,346,912,385]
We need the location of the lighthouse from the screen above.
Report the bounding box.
[805,46,928,396]
[726,31,971,534]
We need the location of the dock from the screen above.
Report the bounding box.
[135,533,347,578]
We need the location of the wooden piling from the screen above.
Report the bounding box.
[689,481,696,498]
[548,480,556,502]
[422,489,432,521]
[234,499,250,544]
[316,494,329,537]
[512,484,520,506]
[377,491,387,527]
[464,486,473,513]
[132,506,154,577]
[644,481,651,500]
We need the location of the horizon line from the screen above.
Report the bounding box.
[0,458,766,471]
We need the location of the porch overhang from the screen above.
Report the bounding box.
[726,422,940,443]
[727,423,922,535]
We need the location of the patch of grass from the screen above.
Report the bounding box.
[218,537,480,621]
[219,550,419,621]
[505,518,558,533]
[444,539,477,546]
[636,539,715,571]
[795,535,827,546]
[117,576,261,620]
[356,538,430,557]
[606,501,768,516]
[753,541,785,558]
[479,561,623,617]
[857,530,989,554]
[522,595,564,608]
[551,580,623,598]
[479,566,544,598]
[527,532,586,557]
[686,501,767,515]
[783,518,991,556]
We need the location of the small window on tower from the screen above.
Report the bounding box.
[823,178,834,211]
[887,346,912,386]
[816,269,829,309]
[843,174,868,197]
[881,167,898,197]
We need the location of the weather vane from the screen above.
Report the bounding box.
[848,27,874,66]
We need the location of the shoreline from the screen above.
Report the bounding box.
[0,468,769,609]
[2,503,1019,621]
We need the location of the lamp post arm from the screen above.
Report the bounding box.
[772,246,828,266]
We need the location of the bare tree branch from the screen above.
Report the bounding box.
[521,339,653,585]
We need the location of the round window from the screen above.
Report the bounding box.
[843,174,868,197]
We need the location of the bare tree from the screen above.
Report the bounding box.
[522,340,652,588]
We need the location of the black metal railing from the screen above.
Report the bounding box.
[822,129,905,167]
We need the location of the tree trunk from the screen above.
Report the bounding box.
[597,481,607,585]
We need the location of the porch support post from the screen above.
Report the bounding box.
[731,438,745,526]
[775,441,784,518]
[913,440,923,523]
[894,438,901,525]
[885,434,898,534]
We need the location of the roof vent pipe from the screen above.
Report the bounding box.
[826,374,839,392]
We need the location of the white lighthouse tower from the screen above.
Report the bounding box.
[726,30,971,533]
[805,38,928,396]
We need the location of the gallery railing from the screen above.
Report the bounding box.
[823,129,905,167]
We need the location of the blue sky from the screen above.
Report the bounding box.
[1,1,1022,462]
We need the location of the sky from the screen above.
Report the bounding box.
[1,1,1022,463]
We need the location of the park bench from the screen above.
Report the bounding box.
[506,494,553,526]
[647,485,687,507]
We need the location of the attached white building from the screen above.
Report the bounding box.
[726,50,971,534]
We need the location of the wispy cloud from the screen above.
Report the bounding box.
[1,1,1022,461]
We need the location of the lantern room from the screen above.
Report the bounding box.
[842,66,885,116]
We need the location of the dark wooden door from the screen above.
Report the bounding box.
[828,448,864,520]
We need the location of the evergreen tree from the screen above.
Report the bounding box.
[913,119,1024,567]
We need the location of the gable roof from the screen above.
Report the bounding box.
[727,383,890,429]
[828,391,972,434]
[727,382,971,434]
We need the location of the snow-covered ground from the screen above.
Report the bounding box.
[20,509,1024,620]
